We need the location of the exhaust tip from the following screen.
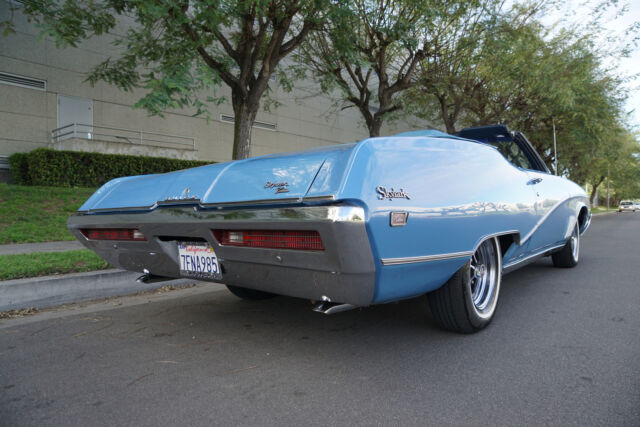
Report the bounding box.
[312,296,356,315]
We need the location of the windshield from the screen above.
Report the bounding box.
[621,202,632,205]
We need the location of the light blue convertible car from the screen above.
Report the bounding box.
[68,125,590,333]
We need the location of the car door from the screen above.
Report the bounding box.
[522,170,571,253]
[485,132,570,257]
[508,133,573,254]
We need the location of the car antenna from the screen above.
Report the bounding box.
[552,118,558,175]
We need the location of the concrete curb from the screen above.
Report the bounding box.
[0,269,198,311]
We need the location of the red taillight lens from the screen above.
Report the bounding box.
[81,228,146,241]
[213,230,324,251]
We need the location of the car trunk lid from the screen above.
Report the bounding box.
[78,144,356,212]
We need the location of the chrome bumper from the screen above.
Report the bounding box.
[67,204,376,306]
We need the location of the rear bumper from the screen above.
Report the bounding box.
[67,204,376,306]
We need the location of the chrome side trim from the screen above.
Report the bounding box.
[502,242,565,273]
[380,231,520,266]
[381,251,473,266]
[521,195,587,244]
[78,195,337,214]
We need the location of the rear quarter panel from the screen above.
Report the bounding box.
[338,136,541,303]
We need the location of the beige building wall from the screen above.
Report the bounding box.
[0,1,425,163]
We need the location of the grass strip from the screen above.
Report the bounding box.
[0,250,111,281]
[591,206,618,213]
[0,183,96,244]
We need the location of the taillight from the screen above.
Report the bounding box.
[213,230,324,251]
[81,228,146,241]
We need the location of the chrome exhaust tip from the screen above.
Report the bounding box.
[312,296,356,315]
[136,273,173,284]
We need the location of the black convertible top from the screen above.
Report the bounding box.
[456,125,512,143]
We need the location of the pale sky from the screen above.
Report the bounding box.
[539,0,640,129]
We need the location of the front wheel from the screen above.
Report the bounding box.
[552,222,580,268]
[427,237,502,333]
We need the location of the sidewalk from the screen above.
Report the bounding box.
[0,240,83,256]
[0,240,198,312]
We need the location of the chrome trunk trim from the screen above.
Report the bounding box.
[78,195,337,214]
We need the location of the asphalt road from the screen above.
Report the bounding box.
[1,213,638,426]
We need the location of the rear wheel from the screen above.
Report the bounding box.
[552,222,579,268]
[428,237,502,333]
[226,285,277,300]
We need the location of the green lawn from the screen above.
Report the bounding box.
[0,250,111,280]
[0,183,96,244]
[591,206,618,214]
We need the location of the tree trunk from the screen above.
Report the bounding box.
[443,120,457,135]
[589,175,605,205]
[437,95,458,134]
[231,94,259,160]
[368,117,382,137]
[359,105,382,137]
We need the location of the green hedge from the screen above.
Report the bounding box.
[8,152,29,185]
[9,148,212,187]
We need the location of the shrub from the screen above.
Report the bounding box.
[11,148,212,187]
[8,152,31,185]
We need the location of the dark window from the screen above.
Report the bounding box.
[457,125,548,172]
[485,140,535,170]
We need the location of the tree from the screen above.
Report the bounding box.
[8,0,330,160]
[406,1,534,134]
[406,8,631,186]
[583,129,640,204]
[300,0,505,137]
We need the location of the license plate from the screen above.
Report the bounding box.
[178,242,221,280]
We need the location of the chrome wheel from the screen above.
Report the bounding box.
[469,238,501,319]
[552,221,581,268]
[427,236,503,333]
[570,225,579,262]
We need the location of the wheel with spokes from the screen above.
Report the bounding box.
[552,222,580,268]
[428,237,502,333]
